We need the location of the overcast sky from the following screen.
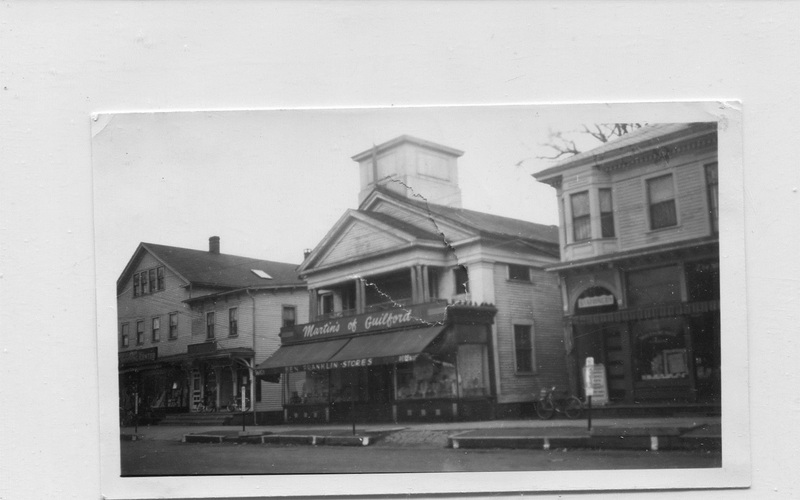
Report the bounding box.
[92,104,716,275]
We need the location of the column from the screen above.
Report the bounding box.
[421,265,430,303]
[308,288,318,320]
[410,267,419,304]
[355,278,364,314]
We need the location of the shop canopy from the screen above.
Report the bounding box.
[256,324,447,376]
[327,324,446,366]
[256,338,349,374]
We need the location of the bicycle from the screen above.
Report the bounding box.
[534,386,583,420]
[194,401,215,413]
[227,396,250,412]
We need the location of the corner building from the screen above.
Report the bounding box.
[117,237,307,424]
[533,123,721,407]
[257,136,567,423]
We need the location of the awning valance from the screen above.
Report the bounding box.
[256,338,349,375]
[327,324,447,367]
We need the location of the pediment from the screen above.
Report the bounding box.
[312,214,418,269]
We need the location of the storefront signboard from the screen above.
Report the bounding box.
[282,303,447,343]
[583,358,609,406]
[577,294,616,309]
[287,353,417,373]
[119,347,158,366]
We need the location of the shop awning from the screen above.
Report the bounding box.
[327,324,447,367]
[256,338,349,374]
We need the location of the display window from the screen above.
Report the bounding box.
[287,370,329,404]
[457,344,490,397]
[396,354,456,400]
[633,318,689,381]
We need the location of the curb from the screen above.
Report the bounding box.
[448,431,721,451]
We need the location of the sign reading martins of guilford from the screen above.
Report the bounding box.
[281,302,448,344]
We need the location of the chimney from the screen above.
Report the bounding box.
[209,236,220,254]
[303,248,312,260]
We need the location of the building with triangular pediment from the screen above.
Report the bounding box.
[257,136,568,423]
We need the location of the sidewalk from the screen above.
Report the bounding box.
[121,415,721,451]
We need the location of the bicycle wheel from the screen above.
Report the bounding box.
[535,399,555,420]
[564,396,583,419]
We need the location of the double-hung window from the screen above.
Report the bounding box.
[454,266,469,295]
[156,267,165,290]
[133,275,140,297]
[228,308,238,337]
[151,317,160,342]
[206,312,215,339]
[571,191,591,241]
[282,306,296,328]
[513,324,534,373]
[647,174,678,229]
[136,321,144,345]
[599,188,615,237]
[168,313,178,339]
[121,323,129,347]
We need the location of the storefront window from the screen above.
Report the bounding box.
[396,354,456,400]
[457,344,490,397]
[287,370,329,404]
[633,318,689,381]
[626,265,682,307]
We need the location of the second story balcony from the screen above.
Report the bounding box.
[308,265,470,322]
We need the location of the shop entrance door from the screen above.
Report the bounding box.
[329,365,394,422]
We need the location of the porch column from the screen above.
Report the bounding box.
[213,366,222,410]
[355,278,365,314]
[410,267,419,304]
[421,265,430,303]
[308,288,318,320]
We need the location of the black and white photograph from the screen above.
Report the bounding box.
[91,103,747,496]
[4,2,799,500]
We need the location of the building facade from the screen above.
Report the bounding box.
[117,237,307,424]
[257,136,568,423]
[533,123,721,406]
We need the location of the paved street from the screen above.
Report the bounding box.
[121,439,721,475]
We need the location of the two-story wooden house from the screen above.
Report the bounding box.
[257,136,567,423]
[117,237,307,424]
[533,123,720,407]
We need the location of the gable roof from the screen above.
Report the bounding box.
[367,186,559,245]
[117,242,304,295]
[299,188,560,274]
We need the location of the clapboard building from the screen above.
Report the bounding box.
[533,123,721,407]
[117,237,307,424]
[257,136,568,423]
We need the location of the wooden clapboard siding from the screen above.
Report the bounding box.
[117,251,199,358]
[492,263,568,404]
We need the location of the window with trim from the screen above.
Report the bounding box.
[507,264,531,282]
[136,321,144,345]
[599,188,615,237]
[647,174,677,229]
[133,266,166,297]
[705,162,719,234]
[229,307,238,337]
[513,324,534,373]
[151,317,160,342]
[282,306,296,328]
[121,323,129,347]
[206,312,215,339]
[169,313,178,339]
[570,191,591,241]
